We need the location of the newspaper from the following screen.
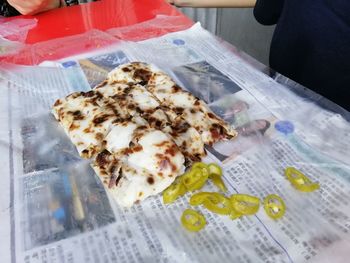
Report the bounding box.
[1,24,349,263]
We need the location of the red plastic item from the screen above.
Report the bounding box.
[1,0,192,65]
[6,0,192,44]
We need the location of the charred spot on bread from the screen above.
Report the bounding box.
[69,123,80,131]
[147,177,155,185]
[96,149,111,167]
[133,68,152,83]
[53,99,62,107]
[92,114,112,125]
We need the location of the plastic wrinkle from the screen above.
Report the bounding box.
[0,18,37,42]
[106,15,192,41]
[0,0,192,66]
[0,30,120,65]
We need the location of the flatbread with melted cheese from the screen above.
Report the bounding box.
[92,120,184,207]
[52,91,123,158]
[108,62,237,145]
[94,78,206,163]
[52,62,237,207]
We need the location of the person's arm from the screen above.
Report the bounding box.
[254,0,284,25]
[7,0,60,15]
[167,0,256,8]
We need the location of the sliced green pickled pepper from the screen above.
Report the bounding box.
[207,163,227,192]
[189,192,212,206]
[230,194,260,215]
[192,162,209,172]
[181,209,206,232]
[182,167,209,191]
[285,167,320,192]
[203,193,232,215]
[163,178,187,204]
[208,163,222,176]
[211,173,227,192]
[263,194,286,220]
[229,208,243,220]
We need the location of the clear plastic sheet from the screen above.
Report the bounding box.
[0,64,115,262]
[0,29,120,65]
[0,15,191,66]
[0,18,37,43]
[0,36,24,57]
[0,18,37,58]
[1,24,350,263]
[106,15,192,41]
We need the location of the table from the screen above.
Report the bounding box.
[1,0,192,64]
[1,2,350,262]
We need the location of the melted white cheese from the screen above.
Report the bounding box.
[105,122,138,153]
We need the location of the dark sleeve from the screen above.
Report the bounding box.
[0,0,20,17]
[253,0,285,25]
